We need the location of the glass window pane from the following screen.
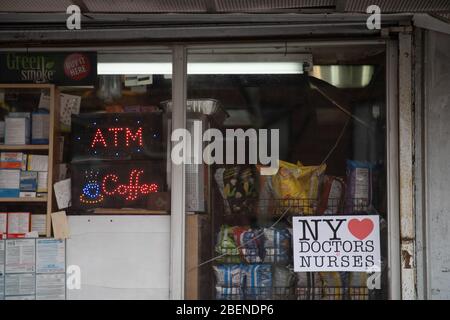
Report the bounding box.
[185,43,388,300]
[63,50,172,215]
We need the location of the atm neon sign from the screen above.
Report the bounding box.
[91,127,143,148]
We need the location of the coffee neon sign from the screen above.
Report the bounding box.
[79,168,159,204]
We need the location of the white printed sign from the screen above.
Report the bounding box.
[293,215,381,272]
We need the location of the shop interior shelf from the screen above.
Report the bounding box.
[0,196,48,202]
[0,144,49,151]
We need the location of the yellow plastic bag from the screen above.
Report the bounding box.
[297,162,327,213]
[272,160,326,214]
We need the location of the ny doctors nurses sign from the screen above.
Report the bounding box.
[293,215,381,272]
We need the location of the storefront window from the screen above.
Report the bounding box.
[62,50,172,216]
[185,43,388,300]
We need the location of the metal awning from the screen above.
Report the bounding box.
[0,0,448,14]
[0,0,448,44]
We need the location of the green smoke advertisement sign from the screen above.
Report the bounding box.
[0,52,96,85]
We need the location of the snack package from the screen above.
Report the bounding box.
[349,273,369,300]
[296,162,326,197]
[240,167,257,198]
[345,160,375,213]
[232,227,263,263]
[242,264,272,300]
[215,225,241,263]
[273,266,296,287]
[349,272,368,287]
[319,272,345,300]
[272,161,326,214]
[272,161,302,211]
[318,176,346,215]
[223,166,243,214]
[263,227,291,264]
[256,165,275,216]
[215,166,258,215]
[272,266,295,300]
[239,166,258,213]
[349,287,369,300]
[215,286,243,300]
[213,264,244,288]
[296,272,323,299]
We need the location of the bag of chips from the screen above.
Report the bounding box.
[272,266,295,299]
[272,161,326,214]
[345,160,375,213]
[242,264,272,300]
[318,176,346,215]
[232,227,263,263]
[256,165,275,216]
[296,272,323,300]
[222,166,244,214]
[215,286,243,300]
[215,166,258,215]
[272,161,302,207]
[319,272,346,300]
[215,225,241,263]
[263,227,291,264]
[347,272,370,299]
[296,162,327,214]
[213,264,244,288]
[239,166,258,213]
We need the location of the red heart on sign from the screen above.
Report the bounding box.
[348,218,374,240]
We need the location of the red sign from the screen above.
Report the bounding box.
[64,53,91,81]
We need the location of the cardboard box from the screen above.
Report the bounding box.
[37,171,48,193]
[0,169,20,197]
[7,212,31,238]
[27,155,48,172]
[5,115,30,145]
[20,192,37,198]
[31,112,50,144]
[20,171,38,192]
[0,152,27,169]
[0,212,6,239]
[31,214,47,236]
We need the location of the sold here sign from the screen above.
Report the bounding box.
[293,215,381,272]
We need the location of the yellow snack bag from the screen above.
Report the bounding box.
[272,161,302,197]
[319,272,344,300]
[272,160,326,214]
[297,162,327,214]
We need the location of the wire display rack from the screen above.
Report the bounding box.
[221,198,373,216]
[216,285,380,300]
[213,197,382,300]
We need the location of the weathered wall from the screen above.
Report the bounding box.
[424,30,450,299]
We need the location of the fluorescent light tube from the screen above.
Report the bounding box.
[98,63,172,75]
[98,62,303,75]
